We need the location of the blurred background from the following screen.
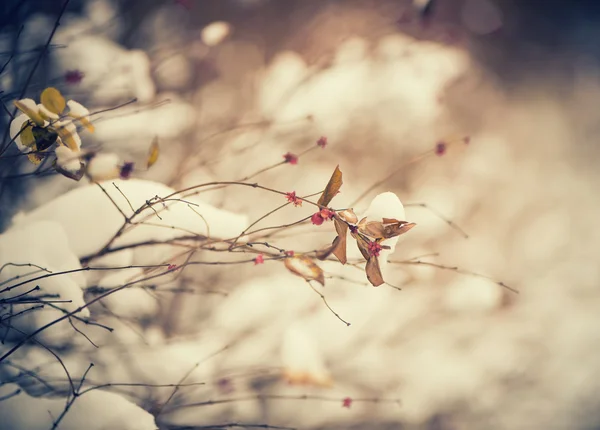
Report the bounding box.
[1,0,600,429]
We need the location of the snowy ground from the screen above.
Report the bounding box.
[1,1,600,429]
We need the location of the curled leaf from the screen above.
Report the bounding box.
[354,234,371,260]
[382,221,416,239]
[359,219,417,240]
[54,146,85,180]
[365,256,384,287]
[338,209,358,224]
[332,217,348,264]
[14,99,45,126]
[284,255,325,286]
[315,242,336,260]
[147,137,159,168]
[55,120,82,151]
[27,153,43,165]
[317,165,342,207]
[360,221,387,239]
[67,100,94,132]
[40,87,66,115]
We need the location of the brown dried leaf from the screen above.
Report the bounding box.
[338,209,358,224]
[382,221,416,239]
[365,256,384,287]
[359,219,417,240]
[332,218,348,264]
[315,242,336,260]
[359,221,386,239]
[355,234,371,260]
[284,255,325,286]
[317,165,342,207]
[55,161,86,181]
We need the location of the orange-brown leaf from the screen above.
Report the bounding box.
[315,242,336,260]
[317,165,342,207]
[355,234,371,260]
[284,255,325,286]
[147,137,159,168]
[365,256,384,287]
[359,219,417,240]
[332,218,348,264]
[359,221,386,239]
[382,221,416,239]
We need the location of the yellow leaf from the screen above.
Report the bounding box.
[282,369,333,388]
[284,255,325,286]
[27,153,43,164]
[13,99,45,126]
[317,165,342,207]
[55,121,81,151]
[147,137,159,168]
[67,100,94,133]
[40,87,66,115]
[19,122,36,150]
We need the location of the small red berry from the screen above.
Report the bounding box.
[254,255,264,265]
[311,212,324,226]
[65,70,84,84]
[367,241,382,257]
[435,141,446,156]
[285,191,302,206]
[283,152,298,165]
[319,208,335,220]
[119,162,135,179]
[285,250,295,257]
[342,397,352,408]
[317,136,327,148]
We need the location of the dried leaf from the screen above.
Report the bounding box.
[283,369,333,388]
[147,137,159,168]
[284,255,325,286]
[27,153,43,165]
[317,165,342,207]
[355,234,371,260]
[365,256,384,287]
[55,160,85,181]
[359,219,417,240]
[338,209,358,224]
[382,221,416,239]
[315,242,336,260]
[360,221,387,239]
[332,218,348,264]
[40,87,66,115]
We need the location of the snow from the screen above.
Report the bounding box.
[12,179,249,262]
[0,221,87,347]
[86,153,120,181]
[55,146,82,174]
[0,383,157,430]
